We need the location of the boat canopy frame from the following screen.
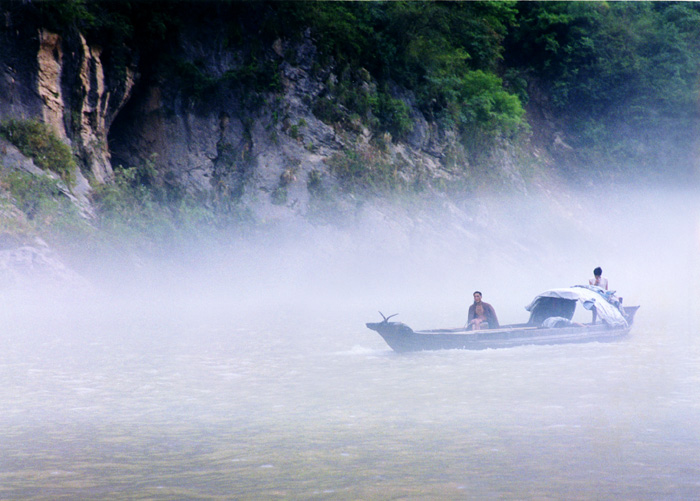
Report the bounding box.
[524,286,628,328]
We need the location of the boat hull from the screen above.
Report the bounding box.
[366,321,633,353]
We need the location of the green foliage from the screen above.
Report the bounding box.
[508,1,700,162]
[0,170,87,242]
[486,2,700,179]
[307,169,323,194]
[427,70,527,137]
[4,170,62,220]
[31,1,529,161]
[0,119,76,185]
[174,60,219,101]
[35,0,97,33]
[288,124,300,140]
[285,2,525,145]
[92,164,205,248]
[223,57,281,94]
[17,0,700,202]
[90,153,255,251]
[376,2,522,135]
[171,52,280,104]
[270,186,287,205]
[295,2,379,69]
[327,146,401,193]
[376,92,413,139]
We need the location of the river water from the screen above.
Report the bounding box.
[1,187,698,499]
[1,292,699,500]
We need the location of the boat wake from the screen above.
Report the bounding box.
[334,345,387,356]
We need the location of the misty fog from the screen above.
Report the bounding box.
[1,184,699,499]
[35,183,692,328]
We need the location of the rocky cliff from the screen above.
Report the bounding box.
[1,2,547,225]
[0,2,569,288]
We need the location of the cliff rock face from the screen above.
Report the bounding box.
[73,31,136,185]
[0,3,531,225]
[36,30,65,135]
[1,6,137,197]
[1,8,44,123]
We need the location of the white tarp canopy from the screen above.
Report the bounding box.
[525,286,628,328]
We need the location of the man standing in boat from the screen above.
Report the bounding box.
[467,291,500,330]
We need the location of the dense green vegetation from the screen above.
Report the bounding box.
[279,1,527,141]
[507,2,700,174]
[2,0,698,251]
[0,119,76,184]
[265,1,700,178]
[26,0,700,181]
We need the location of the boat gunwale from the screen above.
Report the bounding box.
[366,293,639,352]
[368,319,634,352]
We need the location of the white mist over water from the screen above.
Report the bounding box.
[135,185,695,328]
[1,185,699,498]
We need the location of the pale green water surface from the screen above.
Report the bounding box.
[1,299,699,500]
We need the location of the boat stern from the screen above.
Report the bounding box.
[622,305,640,325]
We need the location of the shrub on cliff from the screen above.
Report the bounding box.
[0,170,87,247]
[277,2,526,147]
[0,119,76,185]
[91,159,227,251]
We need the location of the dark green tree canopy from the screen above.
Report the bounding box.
[17,0,700,179]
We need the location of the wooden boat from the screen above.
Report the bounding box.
[366,286,640,353]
